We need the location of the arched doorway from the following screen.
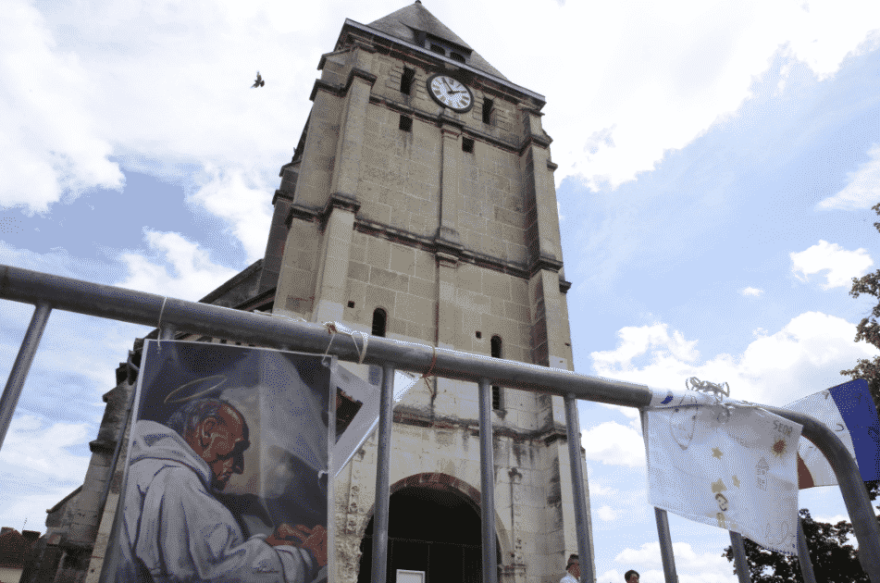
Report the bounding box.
[357,483,499,583]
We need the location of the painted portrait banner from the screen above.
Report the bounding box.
[108,340,342,583]
[642,389,802,555]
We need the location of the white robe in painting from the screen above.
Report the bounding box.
[118,420,320,583]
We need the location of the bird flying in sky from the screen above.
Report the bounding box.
[252,71,265,88]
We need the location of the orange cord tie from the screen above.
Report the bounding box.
[422,345,438,397]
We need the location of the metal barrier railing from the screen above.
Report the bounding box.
[1,263,879,583]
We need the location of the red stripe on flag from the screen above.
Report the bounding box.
[797,452,815,489]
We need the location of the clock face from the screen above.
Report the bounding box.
[427,74,474,113]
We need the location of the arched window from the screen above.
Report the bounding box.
[372,308,387,337]
[490,335,502,410]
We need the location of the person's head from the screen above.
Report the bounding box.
[566,554,580,578]
[168,398,250,490]
[624,570,640,583]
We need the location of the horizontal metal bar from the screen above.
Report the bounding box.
[0,264,651,408]
[7,264,878,581]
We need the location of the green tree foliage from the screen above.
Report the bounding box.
[841,202,880,415]
[722,510,868,582]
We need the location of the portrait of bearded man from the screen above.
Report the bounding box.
[117,396,327,583]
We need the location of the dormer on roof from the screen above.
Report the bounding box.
[413,29,472,64]
[366,1,507,79]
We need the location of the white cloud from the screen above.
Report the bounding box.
[589,482,619,497]
[592,323,700,373]
[117,229,239,301]
[592,312,878,407]
[615,542,737,583]
[817,144,880,211]
[189,166,273,263]
[597,505,619,521]
[0,0,123,213]
[813,514,848,524]
[519,0,880,189]
[740,286,764,297]
[598,569,624,583]
[0,415,91,481]
[2,0,877,225]
[581,421,646,467]
[0,485,83,533]
[0,415,95,535]
[790,240,873,288]
[0,0,339,243]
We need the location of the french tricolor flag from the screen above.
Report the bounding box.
[785,379,880,489]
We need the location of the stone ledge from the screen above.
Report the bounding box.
[390,472,481,509]
[288,208,565,279]
[272,189,293,206]
[345,68,378,93]
[88,439,115,454]
[518,134,552,154]
[365,95,542,154]
[393,405,570,447]
[309,78,343,102]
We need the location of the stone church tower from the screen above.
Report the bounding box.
[268,4,594,582]
[23,4,594,583]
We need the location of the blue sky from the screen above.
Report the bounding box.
[2,1,880,581]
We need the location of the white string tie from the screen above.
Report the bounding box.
[156,297,168,350]
[685,376,764,423]
[322,321,370,366]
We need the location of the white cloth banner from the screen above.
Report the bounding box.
[643,390,802,555]
[330,364,419,477]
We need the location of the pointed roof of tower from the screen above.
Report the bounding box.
[366,2,508,80]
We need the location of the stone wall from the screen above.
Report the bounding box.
[332,406,584,583]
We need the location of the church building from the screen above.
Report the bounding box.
[24,4,595,583]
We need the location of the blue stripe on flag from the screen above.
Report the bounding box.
[828,378,880,482]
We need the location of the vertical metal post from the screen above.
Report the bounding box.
[371,364,395,583]
[478,379,499,583]
[796,517,817,583]
[728,531,751,583]
[564,394,595,583]
[653,508,679,583]
[0,302,51,451]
